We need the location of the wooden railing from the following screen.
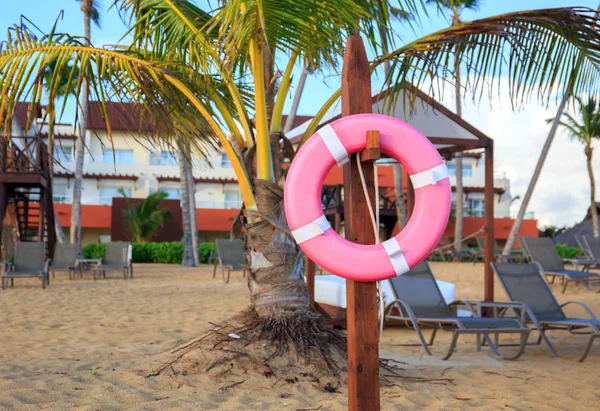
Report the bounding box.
[0,138,49,177]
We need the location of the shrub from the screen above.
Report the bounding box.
[82,243,105,259]
[83,242,216,264]
[555,244,584,260]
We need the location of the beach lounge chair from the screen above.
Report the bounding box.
[91,242,132,280]
[212,239,248,283]
[475,237,523,263]
[0,242,49,289]
[519,237,600,293]
[50,243,78,280]
[383,261,530,360]
[492,262,600,362]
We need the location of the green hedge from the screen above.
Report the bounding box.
[555,244,584,260]
[82,242,215,264]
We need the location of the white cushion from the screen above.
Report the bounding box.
[310,275,456,309]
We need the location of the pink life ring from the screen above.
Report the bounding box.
[284,113,451,282]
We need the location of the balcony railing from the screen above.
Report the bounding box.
[197,200,243,209]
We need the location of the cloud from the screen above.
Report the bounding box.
[445,83,600,228]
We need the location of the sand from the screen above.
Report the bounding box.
[0,262,598,410]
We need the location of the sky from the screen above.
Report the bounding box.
[1,0,599,229]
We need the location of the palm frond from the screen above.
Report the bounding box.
[373,7,600,111]
[0,24,257,208]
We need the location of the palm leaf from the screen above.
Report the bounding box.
[374,7,600,111]
[0,24,257,208]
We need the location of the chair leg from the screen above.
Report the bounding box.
[578,334,597,362]
[213,261,218,279]
[2,277,5,290]
[11,278,14,287]
[538,326,560,358]
[562,279,570,294]
[442,332,461,361]
[411,322,434,357]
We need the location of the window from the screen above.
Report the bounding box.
[53,144,74,163]
[100,187,131,205]
[465,199,484,217]
[150,151,178,166]
[160,188,181,200]
[447,163,473,178]
[103,149,134,164]
[220,153,232,168]
[53,183,70,203]
[224,189,242,209]
[99,234,111,243]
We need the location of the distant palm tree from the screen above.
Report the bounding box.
[71,0,102,252]
[119,189,172,243]
[428,0,482,252]
[551,96,600,237]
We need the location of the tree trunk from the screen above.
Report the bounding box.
[178,147,196,267]
[245,179,308,318]
[586,146,599,237]
[453,48,464,252]
[46,100,67,244]
[379,18,407,231]
[263,44,276,131]
[185,145,200,265]
[503,92,570,254]
[393,162,407,229]
[71,0,91,252]
[283,62,309,134]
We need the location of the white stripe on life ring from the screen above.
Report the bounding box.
[410,163,449,189]
[318,124,349,167]
[291,215,331,244]
[382,238,410,276]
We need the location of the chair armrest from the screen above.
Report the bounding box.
[560,301,598,320]
[448,300,477,316]
[477,301,528,322]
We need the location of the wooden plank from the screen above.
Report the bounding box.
[360,130,381,162]
[484,141,495,304]
[306,256,315,307]
[342,35,380,411]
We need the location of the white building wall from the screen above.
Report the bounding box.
[48,129,242,208]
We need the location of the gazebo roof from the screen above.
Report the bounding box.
[287,83,491,155]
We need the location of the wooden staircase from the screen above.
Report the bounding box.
[0,138,56,259]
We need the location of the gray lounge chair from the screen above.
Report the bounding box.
[50,243,78,280]
[492,262,599,362]
[519,237,600,293]
[475,237,523,263]
[91,242,132,280]
[212,239,248,283]
[0,242,49,289]
[383,261,530,360]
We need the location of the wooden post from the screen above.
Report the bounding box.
[342,35,381,411]
[484,141,495,302]
[306,256,315,307]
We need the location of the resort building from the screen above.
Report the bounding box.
[10,90,538,246]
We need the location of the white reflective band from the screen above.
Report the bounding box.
[410,164,449,189]
[382,238,410,276]
[318,124,349,167]
[291,215,331,244]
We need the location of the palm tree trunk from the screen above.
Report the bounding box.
[503,92,569,254]
[379,16,407,230]
[70,0,91,252]
[46,100,67,244]
[184,145,200,265]
[283,63,309,134]
[393,163,407,228]
[453,48,464,252]
[586,147,599,237]
[178,147,195,267]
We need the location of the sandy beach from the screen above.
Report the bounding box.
[0,262,598,410]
